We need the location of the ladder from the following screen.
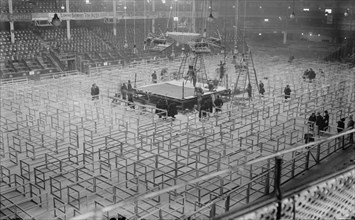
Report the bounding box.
[192,54,208,87]
[178,55,188,79]
[230,49,259,104]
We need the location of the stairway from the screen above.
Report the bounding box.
[178,55,188,78]
[48,51,65,72]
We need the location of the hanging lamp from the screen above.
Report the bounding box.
[207,0,214,22]
[124,0,128,49]
[344,8,350,17]
[52,13,61,26]
[52,0,61,26]
[290,0,295,19]
[133,0,138,54]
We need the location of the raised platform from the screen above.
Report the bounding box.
[135,80,231,109]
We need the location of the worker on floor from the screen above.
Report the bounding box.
[91,83,99,100]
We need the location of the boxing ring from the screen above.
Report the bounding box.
[135,80,231,110]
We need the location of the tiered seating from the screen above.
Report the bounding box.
[24,58,44,71]
[92,22,146,56]
[69,0,110,12]
[0,30,43,61]
[0,0,8,13]
[39,27,111,54]
[0,30,47,77]
[0,60,16,78]
[37,54,57,70]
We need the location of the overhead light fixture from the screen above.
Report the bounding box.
[52,13,61,26]
[344,8,350,17]
[208,13,214,22]
[124,40,128,49]
[325,9,332,14]
[207,0,214,22]
[61,5,65,10]
[290,12,295,19]
[290,0,295,19]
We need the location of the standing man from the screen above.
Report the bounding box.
[308,112,316,132]
[284,85,291,101]
[316,112,324,136]
[127,80,134,108]
[214,95,223,113]
[91,84,100,100]
[218,61,225,81]
[247,83,252,100]
[121,83,127,100]
[259,81,265,97]
[152,71,157,83]
[337,118,345,133]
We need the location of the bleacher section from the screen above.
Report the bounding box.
[0,19,352,79]
[0,0,169,14]
[39,27,110,53]
[0,30,55,78]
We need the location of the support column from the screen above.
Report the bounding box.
[234,0,239,47]
[192,0,196,32]
[274,157,283,220]
[283,31,287,44]
[66,0,71,40]
[9,0,15,44]
[113,0,117,36]
[152,0,155,33]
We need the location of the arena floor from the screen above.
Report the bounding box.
[0,52,354,220]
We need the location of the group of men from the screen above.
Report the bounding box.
[111,80,134,105]
[194,94,224,119]
[302,68,317,81]
[155,99,178,120]
[308,111,330,135]
[308,112,354,143]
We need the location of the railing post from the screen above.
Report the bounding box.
[264,159,270,195]
[210,203,216,218]
[225,195,230,212]
[274,157,283,220]
[316,144,321,164]
[305,151,310,170]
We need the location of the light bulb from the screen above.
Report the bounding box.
[344,9,349,17]
[207,13,214,22]
[290,12,295,19]
[124,41,128,48]
[61,5,65,10]
[52,13,61,27]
